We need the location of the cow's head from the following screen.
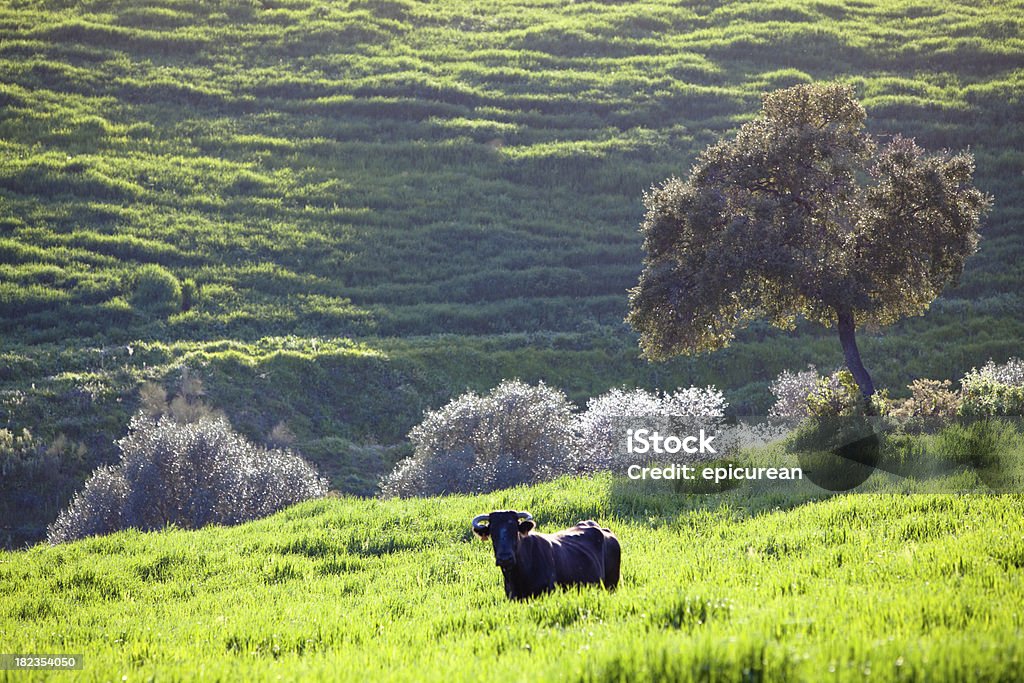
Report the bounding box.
[471,510,534,568]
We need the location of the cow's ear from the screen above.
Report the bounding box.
[473,527,490,540]
[518,520,535,535]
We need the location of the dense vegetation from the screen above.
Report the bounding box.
[26,354,1023,548]
[47,410,327,544]
[2,0,1023,545]
[3,473,1024,681]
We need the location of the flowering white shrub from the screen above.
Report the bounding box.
[573,386,727,473]
[48,413,327,544]
[768,366,820,420]
[664,387,729,425]
[572,388,661,473]
[380,380,576,497]
[769,365,867,421]
[46,465,129,543]
[960,357,1024,416]
[971,357,1024,387]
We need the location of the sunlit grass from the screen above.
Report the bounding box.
[2,476,1022,681]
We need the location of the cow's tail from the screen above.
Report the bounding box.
[603,534,621,591]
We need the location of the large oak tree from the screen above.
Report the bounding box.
[627,83,991,401]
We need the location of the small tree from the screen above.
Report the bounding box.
[627,83,991,404]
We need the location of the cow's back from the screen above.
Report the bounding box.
[547,521,611,586]
[571,520,620,590]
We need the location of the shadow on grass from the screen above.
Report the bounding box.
[604,417,1024,524]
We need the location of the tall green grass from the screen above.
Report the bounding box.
[2,476,1023,681]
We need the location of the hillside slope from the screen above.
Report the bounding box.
[2,477,1023,681]
[2,0,1023,543]
[2,0,1021,350]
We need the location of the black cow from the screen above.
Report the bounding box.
[471,510,620,600]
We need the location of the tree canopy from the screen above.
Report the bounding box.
[627,83,991,399]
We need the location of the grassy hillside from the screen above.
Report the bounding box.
[2,476,1023,681]
[2,0,1023,542]
[2,0,1021,357]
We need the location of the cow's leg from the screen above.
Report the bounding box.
[603,536,621,590]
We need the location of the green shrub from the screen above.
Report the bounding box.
[934,419,1018,469]
[807,370,864,418]
[786,369,880,487]
[130,264,182,315]
[2,430,92,548]
[960,359,1024,417]
[788,416,877,461]
[878,430,928,474]
[0,428,36,476]
[180,278,198,312]
[890,379,962,419]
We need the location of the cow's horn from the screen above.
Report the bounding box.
[472,514,490,531]
[516,511,533,521]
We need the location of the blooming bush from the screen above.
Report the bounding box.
[46,466,129,543]
[380,380,576,497]
[573,386,727,473]
[572,388,661,473]
[770,366,869,421]
[959,358,1024,417]
[974,357,1024,386]
[48,413,327,544]
[768,366,820,420]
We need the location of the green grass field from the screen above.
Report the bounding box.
[2,472,1023,682]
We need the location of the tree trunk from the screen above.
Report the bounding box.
[836,307,875,402]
